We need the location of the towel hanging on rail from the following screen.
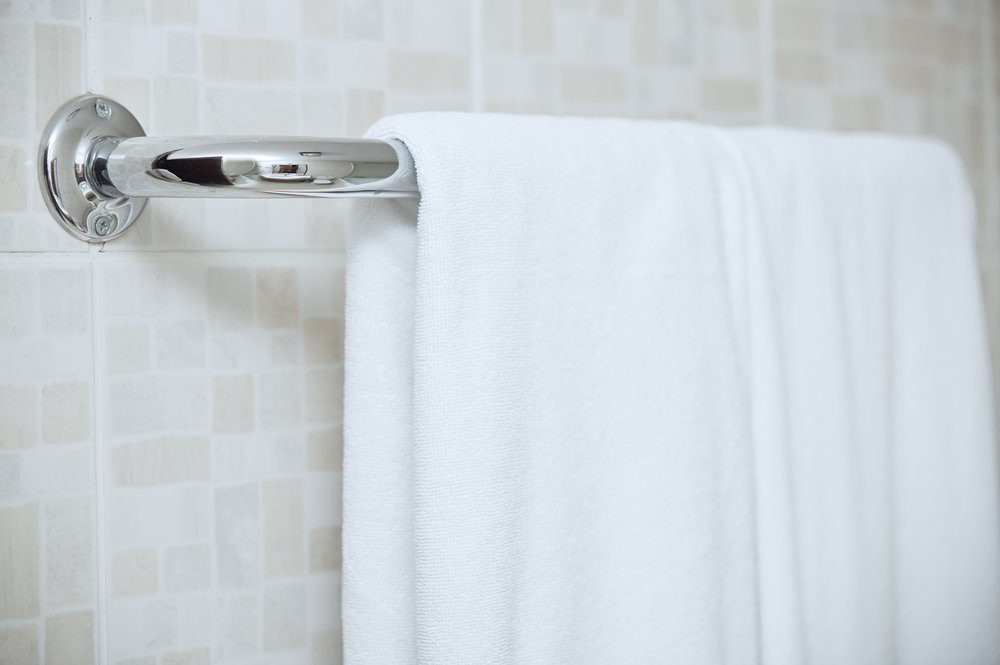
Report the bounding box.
[343,113,1000,665]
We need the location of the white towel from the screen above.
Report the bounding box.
[343,113,1000,665]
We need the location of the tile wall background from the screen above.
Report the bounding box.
[0,0,997,663]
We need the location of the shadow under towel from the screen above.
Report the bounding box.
[343,113,1000,665]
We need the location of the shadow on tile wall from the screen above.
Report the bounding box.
[0,0,997,663]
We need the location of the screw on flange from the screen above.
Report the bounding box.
[93,214,116,237]
[95,98,112,119]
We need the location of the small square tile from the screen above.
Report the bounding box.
[151,0,196,24]
[111,548,159,598]
[255,268,300,329]
[0,146,26,212]
[0,453,20,497]
[215,483,259,589]
[0,25,29,137]
[263,478,304,578]
[164,544,210,593]
[303,318,343,364]
[155,320,205,370]
[257,371,301,428]
[105,323,150,374]
[162,647,210,665]
[45,496,93,607]
[263,582,306,651]
[0,502,39,619]
[305,367,343,423]
[0,385,39,449]
[215,594,258,660]
[206,268,254,330]
[111,436,209,487]
[0,624,38,664]
[41,382,90,444]
[39,269,90,335]
[213,374,254,434]
[309,525,341,572]
[308,427,343,471]
[35,23,83,131]
[45,610,94,665]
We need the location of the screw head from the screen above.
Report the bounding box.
[95,99,112,119]
[93,214,115,237]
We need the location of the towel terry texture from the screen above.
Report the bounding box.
[343,113,1000,665]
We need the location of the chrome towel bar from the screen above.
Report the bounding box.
[38,94,417,242]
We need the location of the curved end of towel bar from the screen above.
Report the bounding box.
[37,94,418,243]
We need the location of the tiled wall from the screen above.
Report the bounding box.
[0,0,997,663]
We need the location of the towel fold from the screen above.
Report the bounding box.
[344,113,1000,665]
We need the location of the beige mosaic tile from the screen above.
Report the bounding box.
[0,146,26,214]
[35,23,83,132]
[0,259,96,659]
[40,382,90,445]
[773,1,985,157]
[0,502,39,620]
[773,0,998,436]
[0,24,28,138]
[164,544,211,593]
[96,255,343,662]
[106,375,208,435]
[44,496,93,608]
[212,374,254,433]
[263,478,305,578]
[0,385,39,449]
[0,2,89,252]
[309,525,342,573]
[163,647,211,665]
[111,547,159,598]
[483,0,764,122]
[151,0,197,26]
[44,609,94,665]
[310,627,342,665]
[0,623,39,663]
[262,582,306,652]
[111,437,210,487]
[214,594,257,661]
[307,427,342,473]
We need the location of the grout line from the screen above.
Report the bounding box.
[0,248,348,263]
[981,0,1000,453]
[81,0,107,661]
[470,0,484,113]
[36,489,46,664]
[27,4,37,144]
[759,0,775,125]
[84,0,98,93]
[88,243,109,665]
[751,4,775,662]
[983,0,998,245]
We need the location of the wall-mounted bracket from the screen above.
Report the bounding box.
[38,94,147,242]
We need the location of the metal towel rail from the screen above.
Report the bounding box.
[38,94,417,242]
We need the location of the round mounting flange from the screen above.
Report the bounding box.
[38,94,147,243]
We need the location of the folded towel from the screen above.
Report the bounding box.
[343,113,1000,665]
